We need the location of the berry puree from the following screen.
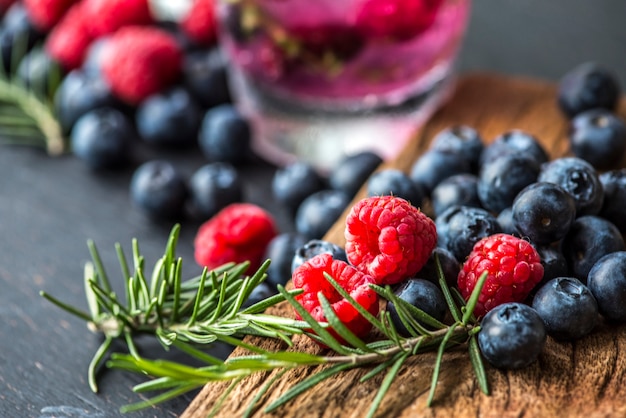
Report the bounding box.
[219,0,470,107]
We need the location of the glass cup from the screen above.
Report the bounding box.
[215,0,471,171]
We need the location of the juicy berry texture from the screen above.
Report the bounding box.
[188,162,243,220]
[101,27,183,105]
[44,3,92,71]
[478,303,546,369]
[292,253,379,341]
[569,109,626,170]
[180,0,217,47]
[130,160,188,220]
[558,62,621,118]
[366,169,424,207]
[194,203,277,271]
[457,233,544,317]
[291,239,348,274]
[532,277,598,341]
[295,190,350,240]
[587,251,626,322]
[345,195,436,285]
[387,278,447,336]
[198,104,251,165]
[330,151,383,198]
[561,215,625,282]
[82,0,153,38]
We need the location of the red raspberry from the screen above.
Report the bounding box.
[81,0,154,38]
[101,27,183,105]
[457,233,544,318]
[345,195,437,285]
[24,0,77,32]
[45,3,93,71]
[354,0,444,41]
[194,203,278,271]
[292,253,379,342]
[180,0,217,47]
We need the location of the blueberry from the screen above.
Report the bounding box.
[535,245,568,287]
[561,215,625,282]
[387,278,447,336]
[599,169,626,233]
[587,251,626,322]
[291,239,348,273]
[198,104,251,165]
[435,205,501,262]
[496,207,518,236]
[478,303,546,369]
[241,282,276,309]
[70,107,134,170]
[130,160,188,220]
[512,182,576,245]
[16,46,63,96]
[532,277,598,341]
[430,125,484,173]
[477,153,540,214]
[81,37,110,75]
[294,190,351,239]
[417,247,460,287]
[272,161,326,216]
[136,86,203,147]
[430,173,481,217]
[0,3,44,74]
[54,70,122,135]
[188,162,243,220]
[480,130,548,166]
[558,62,621,118]
[537,157,604,216]
[263,233,309,289]
[569,109,626,170]
[409,149,471,196]
[182,48,231,109]
[329,151,382,197]
[366,169,424,207]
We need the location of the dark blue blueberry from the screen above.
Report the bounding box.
[387,278,447,336]
[435,205,501,262]
[263,233,309,289]
[417,247,460,287]
[532,277,598,341]
[558,62,621,118]
[512,182,576,245]
[496,207,518,236]
[136,86,203,148]
[535,245,568,288]
[182,48,232,109]
[430,125,484,173]
[81,37,110,75]
[16,46,63,97]
[480,130,548,166]
[54,70,123,135]
[477,153,540,214]
[130,160,188,221]
[198,104,251,165]
[430,173,481,217]
[478,303,546,369]
[409,149,471,196]
[329,151,382,197]
[569,109,626,170]
[294,190,351,239]
[272,161,326,216]
[241,282,276,309]
[366,169,424,207]
[561,215,625,282]
[0,3,44,74]
[538,157,604,216]
[70,107,133,170]
[291,239,348,273]
[188,162,243,220]
[587,251,626,322]
[599,169,626,233]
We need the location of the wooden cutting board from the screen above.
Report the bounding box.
[182,73,626,418]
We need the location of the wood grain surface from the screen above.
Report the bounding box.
[182,73,626,418]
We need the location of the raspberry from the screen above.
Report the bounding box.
[101,26,183,105]
[457,233,544,317]
[82,0,154,38]
[24,0,77,32]
[44,3,93,71]
[194,203,278,271]
[292,253,379,341]
[345,195,436,285]
[180,0,217,47]
[354,0,444,41]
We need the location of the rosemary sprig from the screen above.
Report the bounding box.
[43,226,490,415]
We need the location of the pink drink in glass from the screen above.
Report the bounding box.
[216,0,471,170]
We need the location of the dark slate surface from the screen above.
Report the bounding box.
[1,1,625,417]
